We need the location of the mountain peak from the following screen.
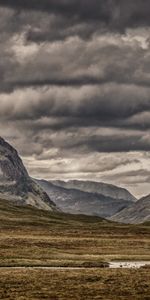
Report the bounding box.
[0,137,57,212]
[0,137,28,182]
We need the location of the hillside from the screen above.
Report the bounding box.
[0,197,105,226]
[110,194,150,224]
[36,179,134,218]
[51,180,136,202]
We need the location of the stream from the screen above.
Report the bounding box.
[109,261,150,269]
[1,261,150,270]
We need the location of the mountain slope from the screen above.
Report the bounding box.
[110,194,150,224]
[0,137,57,211]
[0,197,106,227]
[51,180,136,202]
[36,179,133,218]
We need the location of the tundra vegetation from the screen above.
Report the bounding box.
[0,198,150,299]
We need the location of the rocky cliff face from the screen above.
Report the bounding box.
[0,137,57,211]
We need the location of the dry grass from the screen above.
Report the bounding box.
[0,268,150,300]
[0,199,150,267]
[0,199,150,299]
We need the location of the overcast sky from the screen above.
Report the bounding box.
[0,0,150,198]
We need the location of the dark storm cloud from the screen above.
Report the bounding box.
[76,133,150,153]
[39,127,149,153]
[0,0,118,21]
[0,0,150,43]
[8,117,150,154]
[1,32,150,94]
[25,20,99,43]
[1,0,150,27]
[103,169,150,184]
[1,84,150,122]
[0,0,150,197]
[0,2,150,92]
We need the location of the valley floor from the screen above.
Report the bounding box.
[0,268,150,300]
[0,199,150,299]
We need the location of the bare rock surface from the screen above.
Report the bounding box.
[0,137,57,211]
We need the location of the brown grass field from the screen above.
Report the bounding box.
[0,199,150,299]
[0,268,150,300]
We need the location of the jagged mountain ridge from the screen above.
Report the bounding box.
[110,194,150,224]
[36,179,134,218]
[0,137,57,211]
[51,180,136,202]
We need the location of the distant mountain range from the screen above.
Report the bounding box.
[36,180,150,223]
[0,137,57,212]
[35,179,136,218]
[51,180,137,202]
[0,136,149,224]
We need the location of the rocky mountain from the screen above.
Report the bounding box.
[1,136,148,223]
[110,194,150,224]
[36,179,134,218]
[51,180,136,202]
[0,137,57,211]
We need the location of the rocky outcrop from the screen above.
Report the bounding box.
[0,137,57,211]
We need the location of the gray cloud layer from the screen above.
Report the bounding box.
[0,1,150,196]
[1,1,150,31]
